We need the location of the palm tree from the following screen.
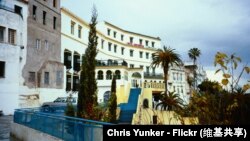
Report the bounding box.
[151,46,182,93]
[188,48,201,89]
[156,91,184,111]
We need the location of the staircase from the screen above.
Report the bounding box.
[118,88,141,124]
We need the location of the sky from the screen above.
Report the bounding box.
[62,0,250,84]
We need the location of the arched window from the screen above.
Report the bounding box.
[115,70,121,79]
[113,60,118,66]
[107,59,112,66]
[106,70,112,80]
[103,91,111,104]
[143,99,149,108]
[97,70,103,80]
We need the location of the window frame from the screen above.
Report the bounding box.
[0,61,5,78]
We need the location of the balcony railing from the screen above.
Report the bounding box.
[144,73,164,79]
[96,59,128,67]
[144,82,165,89]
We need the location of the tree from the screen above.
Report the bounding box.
[151,46,182,93]
[214,52,250,93]
[188,48,201,89]
[156,91,184,111]
[198,79,222,94]
[108,76,117,123]
[77,56,87,117]
[77,7,98,119]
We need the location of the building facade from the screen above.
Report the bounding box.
[0,0,28,114]
[20,0,64,107]
[61,8,190,106]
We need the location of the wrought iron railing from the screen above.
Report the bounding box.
[144,73,164,79]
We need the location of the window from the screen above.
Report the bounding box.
[113,31,116,38]
[139,39,143,45]
[53,17,57,29]
[0,61,5,78]
[114,44,117,53]
[140,51,143,58]
[152,42,155,47]
[28,72,35,82]
[180,74,182,81]
[108,42,112,51]
[152,67,155,75]
[45,40,49,50]
[101,39,104,49]
[146,66,150,74]
[43,11,46,25]
[130,37,133,43]
[130,64,134,68]
[130,50,133,57]
[36,39,41,49]
[53,0,57,8]
[97,71,104,80]
[78,25,82,38]
[32,5,37,20]
[173,73,176,80]
[146,53,149,59]
[0,26,4,42]
[115,70,121,79]
[106,70,112,80]
[8,29,16,44]
[56,71,62,85]
[121,34,124,41]
[107,28,110,36]
[44,72,49,84]
[121,47,124,55]
[71,21,75,35]
[145,40,149,46]
[14,5,22,17]
[140,65,143,69]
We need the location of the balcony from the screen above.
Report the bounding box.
[0,3,23,18]
[144,72,164,79]
[96,59,128,67]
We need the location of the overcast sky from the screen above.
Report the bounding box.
[62,0,250,84]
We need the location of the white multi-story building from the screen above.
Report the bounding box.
[61,8,190,105]
[0,0,28,115]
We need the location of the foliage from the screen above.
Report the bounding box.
[151,46,182,93]
[188,48,201,89]
[185,84,250,125]
[77,7,98,119]
[108,76,117,123]
[65,95,75,117]
[156,91,184,111]
[214,52,250,93]
[198,79,222,94]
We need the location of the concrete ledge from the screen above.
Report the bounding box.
[10,122,62,141]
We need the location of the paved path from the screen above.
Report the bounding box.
[0,116,20,141]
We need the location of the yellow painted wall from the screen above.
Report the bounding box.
[116,83,131,104]
[132,82,198,125]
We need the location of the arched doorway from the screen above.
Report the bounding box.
[131,72,142,88]
[103,91,111,104]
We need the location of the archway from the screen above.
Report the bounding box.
[131,72,142,88]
